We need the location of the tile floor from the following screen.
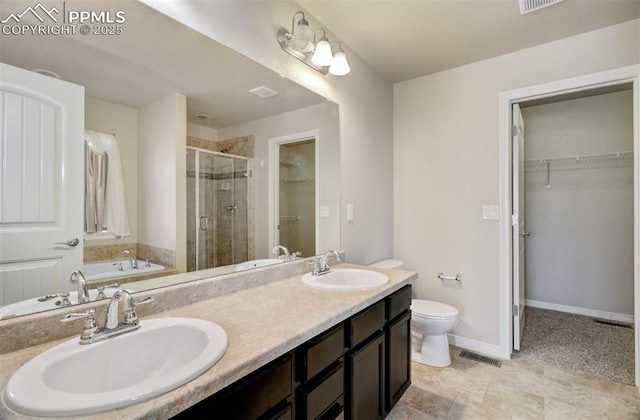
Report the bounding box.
[388,347,640,419]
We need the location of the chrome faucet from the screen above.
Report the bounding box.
[70,270,90,303]
[60,289,155,344]
[310,250,343,275]
[122,250,137,269]
[272,245,292,262]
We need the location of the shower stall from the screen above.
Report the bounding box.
[186,148,253,272]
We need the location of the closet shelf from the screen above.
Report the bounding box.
[524,151,633,171]
[282,177,314,183]
[279,159,299,167]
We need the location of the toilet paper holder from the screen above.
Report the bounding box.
[438,272,461,282]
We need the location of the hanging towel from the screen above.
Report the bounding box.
[85,130,130,238]
[84,141,108,233]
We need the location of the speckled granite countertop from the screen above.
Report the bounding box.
[0,264,416,419]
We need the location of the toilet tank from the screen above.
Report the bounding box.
[369,259,405,270]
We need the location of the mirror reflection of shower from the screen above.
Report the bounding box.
[186,148,253,272]
[278,139,316,258]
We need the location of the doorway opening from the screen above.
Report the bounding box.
[499,65,640,386]
[516,87,635,384]
[269,131,319,258]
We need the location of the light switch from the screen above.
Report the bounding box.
[347,204,354,222]
[320,206,330,217]
[482,205,499,220]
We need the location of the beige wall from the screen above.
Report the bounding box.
[140,0,394,265]
[218,101,340,259]
[138,93,187,271]
[84,96,138,246]
[394,20,640,349]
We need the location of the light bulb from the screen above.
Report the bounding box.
[290,17,314,53]
[329,50,350,76]
[311,38,334,67]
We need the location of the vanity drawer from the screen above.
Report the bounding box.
[298,363,344,420]
[347,301,385,349]
[386,285,412,322]
[176,354,292,419]
[297,324,345,382]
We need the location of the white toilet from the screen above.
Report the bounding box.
[411,299,459,367]
[368,259,459,367]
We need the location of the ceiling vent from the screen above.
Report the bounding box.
[518,0,565,15]
[248,86,279,99]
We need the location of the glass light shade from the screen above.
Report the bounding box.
[329,51,351,76]
[311,39,334,67]
[290,19,314,53]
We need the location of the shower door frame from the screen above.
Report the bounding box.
[187,146,253,271]
[498,65,640,385]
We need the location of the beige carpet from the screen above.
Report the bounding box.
[514,307,635,385]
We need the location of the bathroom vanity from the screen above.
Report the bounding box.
[0,262,415,419]
[174,284,412,419]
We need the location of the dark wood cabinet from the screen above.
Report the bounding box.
[385,310,411,411]
[173,284,412,420]
[173,354,293,420]
[385,285,412,412]
[346,331,385,420]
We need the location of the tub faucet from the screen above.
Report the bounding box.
[272,245,292,262]
[69,270,89,303]
[122,250,137,269]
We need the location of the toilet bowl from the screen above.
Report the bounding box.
[411,299,459,367]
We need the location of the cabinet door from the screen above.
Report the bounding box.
[386,310,411,411]
[346,332,385,420]
[173,355,292,419]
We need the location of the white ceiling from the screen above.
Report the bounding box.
[0,0,325,129]
[1,0,638,124]
[299,0,640,83]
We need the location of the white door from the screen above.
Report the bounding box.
[0,63,84,306]
[512,103,528,351]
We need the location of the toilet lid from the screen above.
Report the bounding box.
[411,299,458,319]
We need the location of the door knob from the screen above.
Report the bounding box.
[520,231,531,237]
[55,237,80,247]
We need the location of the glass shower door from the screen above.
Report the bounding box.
[187,148,251,272]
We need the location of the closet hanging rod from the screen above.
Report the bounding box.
[524,151,633,168]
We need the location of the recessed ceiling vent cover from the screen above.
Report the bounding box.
[248,85,279,99]
[518,0,565,15]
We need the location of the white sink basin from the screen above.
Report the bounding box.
[2,318,228,417]
[301,268,389,291]
[235,258,283,271]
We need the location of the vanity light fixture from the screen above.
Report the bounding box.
[277,11,351,76]
[329,43,351,76]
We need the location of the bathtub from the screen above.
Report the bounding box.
[82,259,165,283]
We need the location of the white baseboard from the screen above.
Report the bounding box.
[526,299,634,324]
[447,334,504,359]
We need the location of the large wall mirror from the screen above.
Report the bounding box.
[0,0,341,319]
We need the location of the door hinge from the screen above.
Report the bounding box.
[511,214,518,226]
[512,304,519,316]
[512,125,518,137]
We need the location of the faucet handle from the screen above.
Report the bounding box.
[60,309,98,343]
[308,258,321,275]
[123,296,155,325]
